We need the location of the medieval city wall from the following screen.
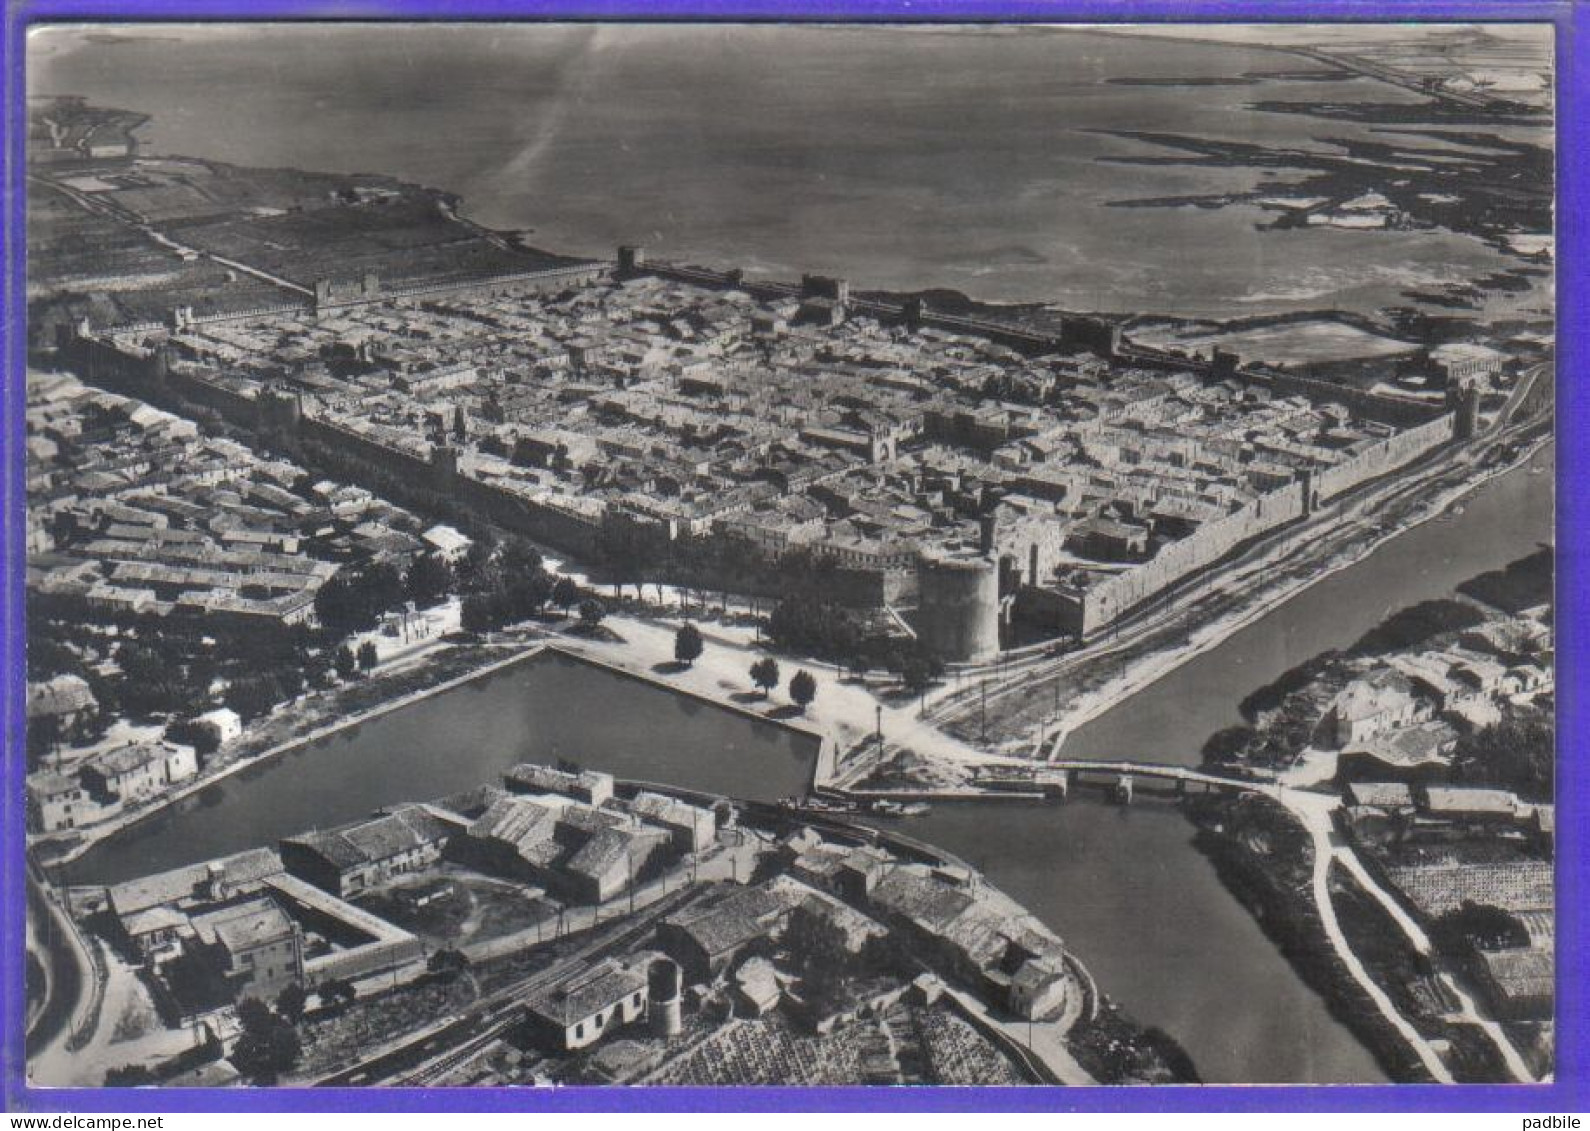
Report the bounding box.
[1312,413,1455,501]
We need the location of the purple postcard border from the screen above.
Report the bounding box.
[2,0,1582,1113]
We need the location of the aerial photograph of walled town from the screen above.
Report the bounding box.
[18,22,1554,1090]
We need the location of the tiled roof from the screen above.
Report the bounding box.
[870,868,976,934]
[1345,782,1415,809]
[1386,861,1553,918]
[286,805,450,872]
[1474,946,1553,1003]
[191,895,295,954]
[1423,787,1520,817]
[526,958,646,1027]
[108,847,285,916]
[467,796,560,853]
[666,884,791,959]
[625,790,711,832]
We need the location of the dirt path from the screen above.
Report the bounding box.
[1281,790,1454,1083]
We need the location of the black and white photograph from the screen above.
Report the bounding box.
[19,20,1555,1091]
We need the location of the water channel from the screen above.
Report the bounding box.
[72,444,1552,1084]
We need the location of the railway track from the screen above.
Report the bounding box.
[318,886,699,1087]
[929,409,1551,748]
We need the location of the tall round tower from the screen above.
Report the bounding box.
[915,551,1001,663]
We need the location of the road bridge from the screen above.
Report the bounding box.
[971,759,1273,804]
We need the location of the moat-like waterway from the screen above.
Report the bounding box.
[72,650,820,886]
[74,648,1379,1084]
[1061,441,1553,768]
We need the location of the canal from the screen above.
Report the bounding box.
[883,441,1552,1084]
[72,444,1551,1085]
[1062,443,1554,768]
[874,797,1388,1084]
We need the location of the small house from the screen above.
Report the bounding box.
[524,958,649,1052]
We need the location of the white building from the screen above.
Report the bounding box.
[1331,673,1425,749]
[524,958,649,1052]
[420,523,473,564]
[81,741,198,804]
[195,707,244,746]
[27,772,97,833]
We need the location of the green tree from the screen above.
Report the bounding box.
[900,655,935,697]
[319,977,357,1008]
[1201,725,1260,767]
[789,669,817,713]
[552,576,581,612]
[230,996,301,1085]
[427,948,471,982]
[1451,710,1554,800]
[578,597,606,629]
[104,1063,158,1087]
[767,596,866,667]
[115,642,202,718]
[499,538,544,578]
[224,674,284,722]
[456,533,497,589]
[334,645,357,679]
[357,641,379,672]
[165,716,221,759]
[314,563,404,635]
[459,593,498,634]
[275,982,308,1026]
[1433,901,1529,953]
[782,903,856,1009]
[750,657,781,699]
[26,632,82,681]
[674,623,704,667]
[405,553,453,607]
[26,714,62,773]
